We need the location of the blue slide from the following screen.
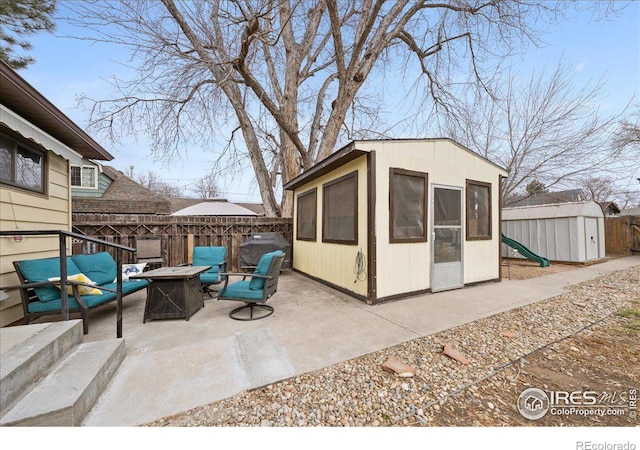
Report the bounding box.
[501,233,550,267]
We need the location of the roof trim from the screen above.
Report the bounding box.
[283,142,367,190]
[0,60,113,160]
[283,138,507,191]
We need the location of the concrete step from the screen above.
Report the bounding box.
[0,320,83,413]
[0,338,126,426]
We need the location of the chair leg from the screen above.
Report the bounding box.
[229,303,274,321]
[80,308,89,334]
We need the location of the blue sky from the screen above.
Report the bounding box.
[19,2,640,201]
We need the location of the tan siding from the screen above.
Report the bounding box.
[293,156,368,297]
[367,140,505,297]
[0,152,71,327]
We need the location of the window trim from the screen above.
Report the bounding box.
[322,171,358,245]
[465,179,492,241]
[70,164,98,189]
[0,129,47,194]
[389,168,429,243]
[296,187,317,241]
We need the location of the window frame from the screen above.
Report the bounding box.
[389,168,429,243]
[322,171,358,245]
[0,129,47,194]
[296,187,317,241]
[70,164,98,189]
[465,179,492,241]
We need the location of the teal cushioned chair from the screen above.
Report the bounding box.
[218,250,285,320]
[187,246,227,297]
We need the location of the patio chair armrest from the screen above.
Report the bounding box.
[1,280,60,290]
[220,272,271,280]
[1,280,118,293]
[177,262,191,267]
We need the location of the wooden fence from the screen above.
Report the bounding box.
[604,216,640,256]
[72,214,293,271]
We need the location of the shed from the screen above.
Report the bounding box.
[502,200,605,263]
[284,138,508,305]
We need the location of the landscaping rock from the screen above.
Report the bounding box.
[442,344,470,365]
[381,356,416,378]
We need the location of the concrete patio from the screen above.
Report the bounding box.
[6,256,640,426]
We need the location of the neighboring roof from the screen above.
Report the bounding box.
[599,201,621,215]
[620,206,640,216]
[72,165,172,214]
[505,189,585,208]
[171,199,258,216]
[284,138,506,191]
[0,59,113,160]
[236,203,265,216]
[502,200,604,220]
[168,197,201,214]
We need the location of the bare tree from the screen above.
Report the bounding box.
[613,103,640,150]
[192,171,221,199]
[441,60,637,202]
[576,176,614,204]
[63,1,587,216]
[136,170,183,198]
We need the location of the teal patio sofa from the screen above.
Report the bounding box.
[12,252,148,334]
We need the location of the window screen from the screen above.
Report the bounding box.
[322,171,358,244]
[466,180,492,240]
[434,188,461,226]
[389,168,428,242]
[297,188,317,241]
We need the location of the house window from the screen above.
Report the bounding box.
[296,188,317,241]
[389,168,428,243]
[322,171,358,244]
[466,179,492,240]
[71,165,98,188]
[0,132,45,193]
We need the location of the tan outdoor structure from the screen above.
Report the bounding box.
[284,138,508,304]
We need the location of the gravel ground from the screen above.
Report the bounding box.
[147,265,640,427]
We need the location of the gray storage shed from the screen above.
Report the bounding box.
[502,200,605,263]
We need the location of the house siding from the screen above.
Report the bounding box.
[0,151,72,327]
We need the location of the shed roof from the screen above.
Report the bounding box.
[505,189,585,208]
[171,199,258,216]
[502,200,604,221]
[284,138,507,191]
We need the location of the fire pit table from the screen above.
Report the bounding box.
[130,266,211,322]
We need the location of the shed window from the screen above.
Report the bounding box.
[389,168,428,242]
[466,180,492,240]
[0,132,45,193]
[322,171,358,244]
[71,165,98,188]
[296,188,317,241]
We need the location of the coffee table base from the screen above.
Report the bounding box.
[143,277,204,322]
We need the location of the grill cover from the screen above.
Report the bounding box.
[239,232,291,269]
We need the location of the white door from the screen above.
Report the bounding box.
[431,186,464,292]
[585,218,599,261]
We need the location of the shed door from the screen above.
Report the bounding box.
[431,186,464,292]
[585,218,599,261]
